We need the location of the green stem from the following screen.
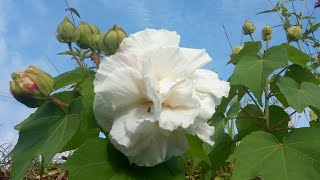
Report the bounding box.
[67,42,82,67]
[264,80,270,131]
[50,97,70,108]
[91,48,100,69]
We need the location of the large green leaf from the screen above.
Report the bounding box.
[277,77,320,113]
[62,76,99,151]
[64,138,185,180]
[230,43,288,103]
[10,97,82,180]
[14,91,79,131]
[228,128,320,180]
[284,64,320,85]
[284,43,312,69]
[236,105,289,140]
[53,67,94,90]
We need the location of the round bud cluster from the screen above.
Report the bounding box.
[242,21,256,35]
[101,24,127,55]
[286,26,302,42]
[56,16,80,43]
[261,25,272,41]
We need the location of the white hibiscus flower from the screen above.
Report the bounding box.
[94,29,230,167]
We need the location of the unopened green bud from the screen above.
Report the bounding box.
[76,22,101,49]
[101,24,127,55]
[262,25,272,41]
[242,21,256,35]
[287,26,302,42]
[230,46,243,59]
[10,66,54,108]
[56,16,79,43]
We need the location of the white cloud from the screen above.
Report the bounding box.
[31,0,47,16]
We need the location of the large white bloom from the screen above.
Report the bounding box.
[94,29,230,167]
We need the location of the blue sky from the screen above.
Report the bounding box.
[0,0,317,144]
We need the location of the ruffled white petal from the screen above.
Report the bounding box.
[159,107,199,131]
[118,28,181,56]
[187,119,215,146]
[109,113,188,167]
[192,69,230,105]
[141,47,212,82]
[94,54,147,131]
[163,80,199,108]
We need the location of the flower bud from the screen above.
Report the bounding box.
[286,26,302,42]
[101,24,127,55]
[56,16,79,43]
[242,21,256,35]
[261,25,272,41]
[230,46,243,59]
[10,66,54,108]
[76,22,102,49]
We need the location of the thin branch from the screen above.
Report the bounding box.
[272,127,295,132]
[222,24,233,50]
[90,48,100,69]
[67,42,82,67]
[64,0,75,24]
[267,0,285,23]
[264,80,270,131]
[46,56,60,74]
[242,86,262,110]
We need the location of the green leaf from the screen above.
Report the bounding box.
[236,105,265,140]
[304,23,320,37]
[284,43,312,68]
[65,8,81,18]
[10,97,82,180]
[14,91,79,131]
[185,135,211,167]
[228,128,320,180]
[208,134,235,174]
[310,121,320,128]
[216,84,245,113]
[236,105,289,140]
[256,8,278,15]
[277,77,320,113]
[226,102,241,118]
[228,42,261,65]
[53,67,94,90]
[57,51,72,55]
[230,43,288,103]
[270,75,289,108]
[64,138,185,180]
[210,112,226,144]
[62,76,99,151]
[284,64,320,85]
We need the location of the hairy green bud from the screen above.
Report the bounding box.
[262,25,272,41]
[101,24,127,55]
[10,66,54,108]
[242,21,256,35]
[287,26,302,42]
[76,22,102,49]
[230,46,243,59]
[56,16,79,43]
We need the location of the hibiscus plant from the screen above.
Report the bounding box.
[5,1,320,180]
